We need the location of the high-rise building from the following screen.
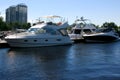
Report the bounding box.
[6,6,16,23]
[16,4,27,23]
[6,3,27,24]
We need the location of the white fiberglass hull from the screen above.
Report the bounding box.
[68,34,84,42]
[5,37,72,47]
[5,20,73,47]
[83,32,120,42]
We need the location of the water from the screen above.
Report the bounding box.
[0,42,120,80]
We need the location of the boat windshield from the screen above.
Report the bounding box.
[27,27,60,35]
[83,29,92,34]
[74,29,81,34]
[59,29,68,36]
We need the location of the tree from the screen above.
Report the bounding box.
[101,22,118,32]
[0,17,6,30]
[0,16,31,31]
[0,17,3,22]
[21,23,31,29]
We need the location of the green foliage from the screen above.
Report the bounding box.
[21,23,31,29]
[0,17,31,31]
[0,16,120,33]
[101,22,118,31]
[0,17,8,30]
[0,17,3,22]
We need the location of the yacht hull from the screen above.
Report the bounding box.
[68,34,84,43]
[5,37,72,47]
[70,39,85,43]
[83,33,119,43]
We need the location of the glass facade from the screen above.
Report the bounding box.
[16,4,27,23]
[6,4,27,24]
[6,6,16,23]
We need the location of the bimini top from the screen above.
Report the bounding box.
[41,15,62,18]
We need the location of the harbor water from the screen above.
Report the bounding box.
[0,42,120,80]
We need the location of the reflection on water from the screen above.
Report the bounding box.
[0,42,120,80]
[9,45,72,62]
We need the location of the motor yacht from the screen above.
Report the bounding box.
[68,17,97,42]
[69,17,119,43]
[5,15,73,47]
[83,28,120,42]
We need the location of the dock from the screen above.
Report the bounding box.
[0,39,10,48]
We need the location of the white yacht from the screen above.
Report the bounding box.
[5,15,73,47]
[68,17,97,42]
[83,28,120,42]
[69,17,119,43]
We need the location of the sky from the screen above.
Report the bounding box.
[0,0,120,26]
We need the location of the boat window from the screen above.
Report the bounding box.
[83,29,92,34]
[45,39,48,41]
[28,28,46,34]
[34,40,37,42]
[36,28,46,34]
[27,28,38,33]
[92,29,96,31]
[47,22,56,25]
[28,27,60,35]
[42,27,59,35]
[24,40,28,42]
[27,28,46,34]
[59,29,68,36]
[57,39,61,41]
[74,29,81,34]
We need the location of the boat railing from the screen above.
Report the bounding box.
[36,15,67,25]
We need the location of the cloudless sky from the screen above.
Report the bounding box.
[0,0,120,26]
